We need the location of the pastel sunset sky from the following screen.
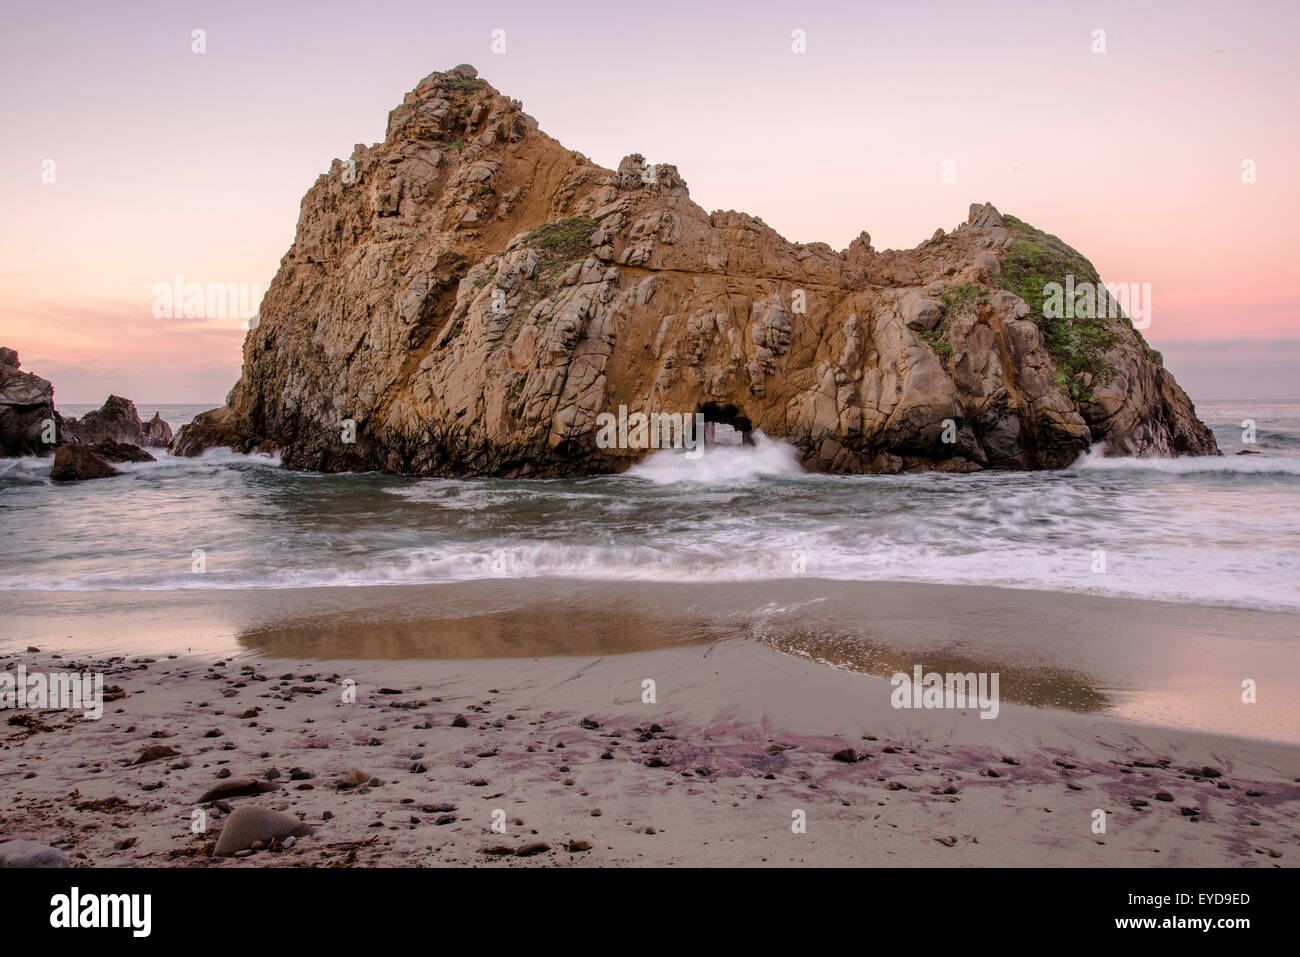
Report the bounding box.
[1,0,1296,403]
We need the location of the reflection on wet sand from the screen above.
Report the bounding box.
[749,628,1110,713]
[237,600,730,659]
[6,577,1300,741]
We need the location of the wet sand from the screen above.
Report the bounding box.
[4,578,1299,741]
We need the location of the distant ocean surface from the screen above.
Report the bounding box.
[1,400,1298,613]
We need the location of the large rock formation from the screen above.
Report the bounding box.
[173,65,1218,475]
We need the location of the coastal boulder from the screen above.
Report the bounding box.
[49,443,120,481]
[0,349,66,457]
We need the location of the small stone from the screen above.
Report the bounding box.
[132,745,179,765]
[339,769,368,788]
[214,806,314,856]
[0,840,68,868]
[451,715,469,728]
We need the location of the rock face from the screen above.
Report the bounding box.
[0,349,67,456]
[66,394,171,449]
[173,65,1218,475]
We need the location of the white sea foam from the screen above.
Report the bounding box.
[624,432,805,484]
[2,402,1299,615]
[1070,447,1300,475]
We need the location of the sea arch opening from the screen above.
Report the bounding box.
[699,402,755,447]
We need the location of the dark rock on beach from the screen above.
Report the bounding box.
[197,779,278,803]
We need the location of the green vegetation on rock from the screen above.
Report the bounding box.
[919,323,954,369]
[524,216,598,267]
[498,216,601,333]
[941,282,987,317]
[999,214,1118,401]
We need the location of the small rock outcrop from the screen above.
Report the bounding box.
[142,411,173,448]
[0,349,67,456]
[66,394,171,449]
[172,66,1217,475]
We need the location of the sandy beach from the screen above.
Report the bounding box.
[2,580,1297,867]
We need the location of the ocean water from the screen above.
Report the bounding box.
[1,401,1297,614]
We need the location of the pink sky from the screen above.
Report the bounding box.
[1,0,1297,402]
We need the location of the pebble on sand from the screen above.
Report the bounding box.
[132,745,179,765]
